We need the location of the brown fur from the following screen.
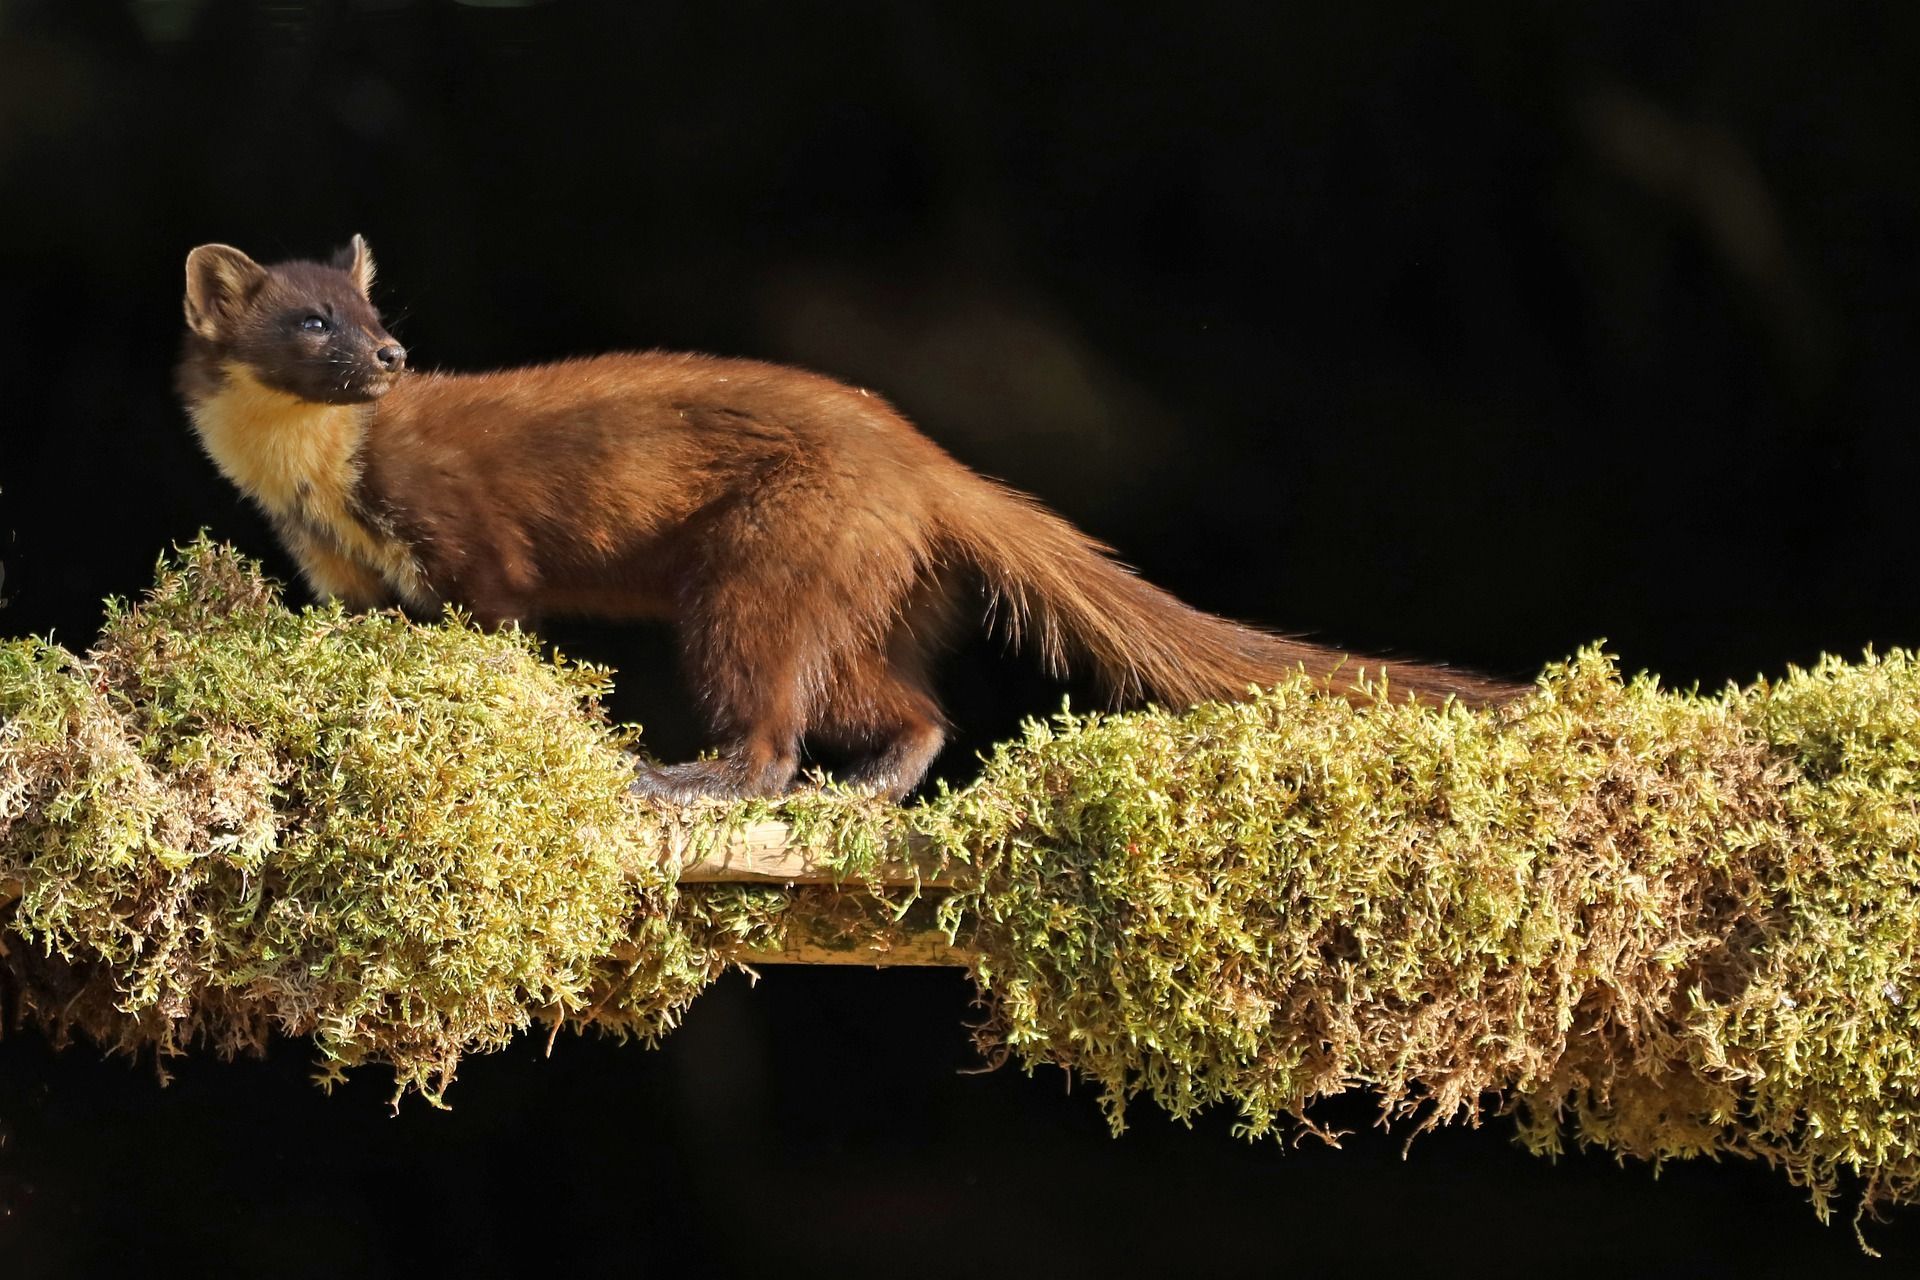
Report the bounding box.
[178,239,1523,800]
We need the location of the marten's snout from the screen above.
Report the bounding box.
[375,342,407,373]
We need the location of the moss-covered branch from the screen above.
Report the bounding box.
[3,540,1919,1239]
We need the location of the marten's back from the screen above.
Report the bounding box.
[361,351,964,617]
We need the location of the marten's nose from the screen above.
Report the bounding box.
[375,343,407,372]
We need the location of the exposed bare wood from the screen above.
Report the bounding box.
[662,818,959,887]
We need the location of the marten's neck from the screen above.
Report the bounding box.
[185,364,371,516]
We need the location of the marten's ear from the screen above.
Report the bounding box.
[333,233,376,297]
[184,244,268,340]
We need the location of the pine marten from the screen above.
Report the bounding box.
[176,236,1519,800]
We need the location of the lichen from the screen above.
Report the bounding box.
[3,539,1919,1239]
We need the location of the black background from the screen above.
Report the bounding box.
[3,1,1918,1274]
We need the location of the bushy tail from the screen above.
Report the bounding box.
[937,477,1520,708]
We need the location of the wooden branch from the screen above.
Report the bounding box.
[732,896,971,968]
[735,932,966,967]
[666,819,969,966]
[0,818,971,966]
[665,818,957,887]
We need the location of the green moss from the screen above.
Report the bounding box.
[1,540,695,1102]
[4,540,1920,1239]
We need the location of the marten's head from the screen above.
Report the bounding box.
[180,236,406,405]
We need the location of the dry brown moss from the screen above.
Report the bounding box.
[3,540,1919,1240]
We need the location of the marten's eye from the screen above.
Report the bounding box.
[299,315,330,333]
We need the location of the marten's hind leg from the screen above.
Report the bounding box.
[811,650,948,801]
[811,587,958,800]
